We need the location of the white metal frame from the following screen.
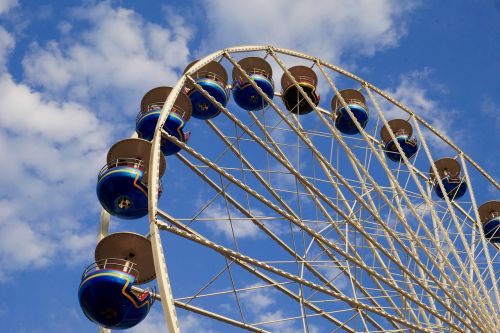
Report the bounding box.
[96,46,498,333]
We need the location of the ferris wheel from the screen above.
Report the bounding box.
[78,46,499,333]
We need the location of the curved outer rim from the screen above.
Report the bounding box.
[160,45,498,189]
[145,45,499,333]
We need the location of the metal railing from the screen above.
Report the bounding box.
[137,104,189,124]
[432,173,464,183]
[283,75,317,90]
[240,68,272,80]
[385,130,417,146]
[192,71,226,86]
[81,258,139,280]
[234,68,275,89]
[334,98,368,111]
[98,158,145,181]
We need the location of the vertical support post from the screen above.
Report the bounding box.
[98,209,111,333]
[97,209,110,242]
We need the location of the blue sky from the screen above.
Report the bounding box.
[0,0,499,332]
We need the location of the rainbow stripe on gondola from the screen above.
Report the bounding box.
[232,74,274,111]
[79,269,152,329]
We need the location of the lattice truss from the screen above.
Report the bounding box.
[145,47,499,333]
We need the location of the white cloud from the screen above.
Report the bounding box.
[270,162,298,192]
[0,24,110,277]
[201,202,262,239]
[0,200,55,280]
[0,26,14,69]
[381,70,456,152]
[318,264,349,291]
[22,2,192,115]
[0,71,108,278]
[179,314,217,333]
[0,75,107,144]
[480,95,500,129]
[57,21,72,35]
[239,283,276,312]
[0,0,17,15]
[59,232,97,265]
[0,1,196,280]
[201,0,416,62]
[258,309,319,333]
[129,309,166,333]
[403,202,431,219]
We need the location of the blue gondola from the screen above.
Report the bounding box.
[380,119,419,162]
[430,158,467,200]
[232,57,274,111]
[478,201,500,243]
[79,233,156,329]
[332,89,369,135]
[281,65,320,115]
[434,176,467,200]
[183,60,229,120]
[136,87,192,156]
[484,216,500,243]
[96,139,166,219]
[79,260,153,329]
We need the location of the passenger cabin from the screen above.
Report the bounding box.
[380,119,418,162]
[332,89,369,135]
[96,138,166,219]
[429,158,467,200]
[478,201,500,243]
[79,232,156,329]
[281,65,320,115]
[232,56,274,111]
[183,60,229,120]
[136,86,192,156]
